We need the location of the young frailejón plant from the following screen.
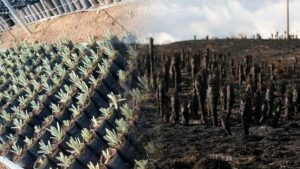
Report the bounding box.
[25,87,36,100]
[89,75,98,89]
[0,111,12,122]
[55,65,67,78]
[24,137,34,148]
[87,162,100,169]
[12,119,26,133]
[76,81,90,94]
[43,82,54,94]
[56,152,75,168]
[130,88,143,105]
[47,123,65,144]
[32,80,42,92]
[69,71,81,84]
[6,134,18,145]
[17,74,29,87]
[134,160,149,169]
[63,120,71,128]
[51,103,61,117]
[97,59,110,78]
[0,124,4,133]
[81,128,93,143]
[63,85,73,96]
[79,66,90,78]
[56,89,70,104]
[107,92,126,110]
[118,70,130,95]
[10,144,23,156]
[18,96,28,108]
[101,149,114,164]
[12,85,21,96]
[31,100,42,113]
[82,56,93,70]
[103,129,121,148]
[138,75,151,92]
[38,140,54,156]
[66,137,84,156]
[118,70,127,82]
[69,104,81,119]
[104,44,118,60]
[12,106,21,115]
[127,46,138,69]
[0,138,8,151]
[120,103,135,121]
[65,58,77,70]
[99,107,113,119]
[91,116,103,129]
[16,110,31,121]
[115,118,129,134]
[3,91,13,100]
[76,93,88,108]
[51,76,61,87]
[43,115,54,126]
[34,125,43,137]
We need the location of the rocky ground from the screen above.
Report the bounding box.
[133,39,300,169]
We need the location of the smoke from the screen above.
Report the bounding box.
[138,0,300,44]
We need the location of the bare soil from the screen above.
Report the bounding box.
[134,40,300,169]
[0,163,7,169]
[0,1,144,49]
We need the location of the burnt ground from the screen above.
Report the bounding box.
[133,39,300,169]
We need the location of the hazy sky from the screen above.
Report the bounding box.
[137,0,300,44]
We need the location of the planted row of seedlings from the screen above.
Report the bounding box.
[0,36,146,168]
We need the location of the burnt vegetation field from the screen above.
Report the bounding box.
[133,39,300,169]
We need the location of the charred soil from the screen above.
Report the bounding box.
[134,39,300,169]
